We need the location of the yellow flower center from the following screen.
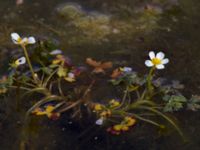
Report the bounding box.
[15,60,20,66]
[17,37,22,43]
[152,58,161,65]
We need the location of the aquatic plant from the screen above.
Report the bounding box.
[1,33,199,148]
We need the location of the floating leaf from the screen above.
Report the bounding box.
[111,68,122,78]
[86,58,112,73]
[32,104,60,120]
[57,66,67,77]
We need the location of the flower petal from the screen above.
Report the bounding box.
[15,57,26,65]
[120,67,132,73]
[28,37,36,44]
[64,77,75,82]
[161,58,169,64]
[156,64,165,69]
[145,60,154,67]
[19,57,26,64]
[156,52,165,60]
[124,67,132,72]
[50,49,62,55]
[68,72,75,78]
[11,33,20,44]
[95,118,104,125]
[22,38,28,44]
[149,51,155,59]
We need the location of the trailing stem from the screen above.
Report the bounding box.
[21,45,37,83]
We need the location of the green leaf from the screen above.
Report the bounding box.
[110,78,123,85]
[163,95,187,112]
[187,95,200,111]
[49,64,59,68]
[41,67,53,75]
[110,72,145,86]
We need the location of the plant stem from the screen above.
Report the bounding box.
[8,85,31,91]
[21,45,37,82]
[146,67,155,98]
[58,78,64,97]
[116,86,129,109]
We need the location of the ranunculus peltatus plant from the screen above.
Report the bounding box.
[1,33,200,141]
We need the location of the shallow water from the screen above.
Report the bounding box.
[0,0,200,150]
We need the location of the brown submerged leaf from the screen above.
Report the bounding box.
[86,58,113,73]
[110,68,122,78]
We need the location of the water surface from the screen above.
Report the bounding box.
[0,0,200,149]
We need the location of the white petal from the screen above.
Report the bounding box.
[95,118,103,125]
[145,60,154,67]
[28,37,36,44]
[156,64,165,69]
[156,52,165,60]
[149,51,155,59]
[161,58,169,64]
[11,33,20,44]
[123,67,132,72]
[50,49,62,55]
[15,57,26,65]
[68,72,75,78]
[18,57,26,64]
[22,38,28,44]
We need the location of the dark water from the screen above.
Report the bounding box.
[0,0,200,149]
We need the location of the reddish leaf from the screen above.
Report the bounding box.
[86,58,112,73]
[110,68,122,78]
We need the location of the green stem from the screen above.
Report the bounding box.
[8,85,31,91]
[21,45,37,82]
[116,86,129,109]
[146,67,155,98]
[58,78,64,97]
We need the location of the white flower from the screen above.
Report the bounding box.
[120,67,132,73]
[50,49,62,55]
[15,57,26,66]
[145,51,169,69]
[11,33,36,45]
[95,118,104,125]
